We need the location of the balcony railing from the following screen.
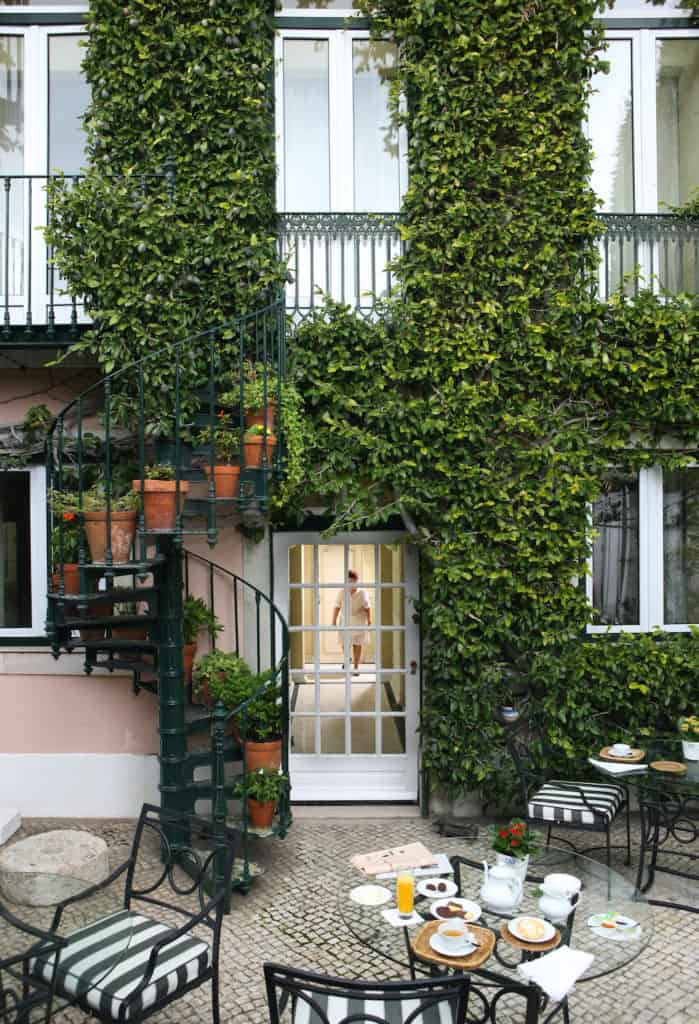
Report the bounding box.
[2,185,698,345]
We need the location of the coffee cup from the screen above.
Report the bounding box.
[437,918,470,950]
[610,742,632,756]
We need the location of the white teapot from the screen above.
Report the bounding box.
[480,861,523,912]
[538,873,581,924]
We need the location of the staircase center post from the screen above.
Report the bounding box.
[157,538,188,828]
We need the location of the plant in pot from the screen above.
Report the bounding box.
[679,715,699,761]
[244,423,277,469]
[50,509,83,595]
[194,412,241,498]
[489,818,540,883]
[191,649,251,710]
[132,463,189,532]
[182,596,222,684]
[222,361,278,433]
[69,485,140,564]
[233,767,288,830]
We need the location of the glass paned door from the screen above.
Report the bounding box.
[276,532,419,801]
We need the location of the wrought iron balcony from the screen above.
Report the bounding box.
[597,213,699,300]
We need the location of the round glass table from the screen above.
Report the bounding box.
[339,838,653,990]
[592,739,699,911]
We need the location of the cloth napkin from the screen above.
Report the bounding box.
[588,757,648,775]
[381,908,423,928]
[517,945,594,1002]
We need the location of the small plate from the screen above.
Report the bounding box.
[430,897,482,923]
[429,932,476,958]
[587,913,640,941]
[508,917,555,944]
[417,877,458,899]
[650,760,686,774]
[349,884,391,907]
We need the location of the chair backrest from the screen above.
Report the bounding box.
[124,803,238,952]
[466,968,541,1024]
[264,963,469,1024]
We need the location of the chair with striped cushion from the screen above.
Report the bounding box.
[264,964,470,1024]
[28,803,238,1024]
[506,724,631,868]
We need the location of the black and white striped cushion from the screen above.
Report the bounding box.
[291,990,458,1023]
[30,909,209,1020]
[528,780,624,826]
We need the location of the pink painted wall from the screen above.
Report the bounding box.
[0,671,158,753]
[0,369,98,422]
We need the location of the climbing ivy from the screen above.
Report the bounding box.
[285,1,699,803]
[46,0,284,430]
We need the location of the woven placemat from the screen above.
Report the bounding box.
[499,921,561,953]
[599,747,645,764]
[650,760,686,774]
[412,921,495,971]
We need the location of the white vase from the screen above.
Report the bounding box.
[682,739,699,761]
[495,852,530,883]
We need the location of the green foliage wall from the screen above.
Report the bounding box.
[286,1,699,801]
[47,0,283,428]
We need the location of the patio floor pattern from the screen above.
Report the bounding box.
[1,814,697,1024]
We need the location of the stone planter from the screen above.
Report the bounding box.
[682,739,699,761]
[83,510,137,564]
[133,478,189,531]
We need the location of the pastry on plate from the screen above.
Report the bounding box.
[516,917,546,940]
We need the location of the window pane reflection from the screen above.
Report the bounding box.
[381,716,406,755]
[352,40,399,211]
[664,468,699,624]
[0,472,30,627]
[291,717,315,754]
[592,475,640,625]
[49,35,89,173]
[320,717,345,754]
[589,39,633,212]
[657,39,699,208]
[283,39,329,211]
[351,717,375,754]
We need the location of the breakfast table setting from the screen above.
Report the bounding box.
[588,725,699,912]
[339,830,653,1013]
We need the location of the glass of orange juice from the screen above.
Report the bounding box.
[396,870,415,918]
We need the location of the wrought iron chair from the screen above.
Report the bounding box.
[264,963,471,1024]
[0,901,66,1023]
[505,722,631,868]
[26,804,238,1024]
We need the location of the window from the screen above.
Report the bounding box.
[589,28,699,213]
[276,30,405,212]
[0,467,47,637]
[589,466,699,632]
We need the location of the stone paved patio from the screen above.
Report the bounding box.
[1,813,697,1023]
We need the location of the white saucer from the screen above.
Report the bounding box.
[508,917,556,943]
[429,932,476,958]
[587,913,640,942]
[349,884,391,907]
[417,877,458,899]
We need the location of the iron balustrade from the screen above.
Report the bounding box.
[597,213,699,300]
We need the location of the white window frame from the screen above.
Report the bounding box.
[274,27,408,212]
[587,464,699,634]
[0,465,47,638]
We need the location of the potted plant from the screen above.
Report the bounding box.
[234,767,288,829]
[132,463,189,532]
[222,362,278,433]
[490,818,540,882]
[679,715,699,761]
[182,596,222,683]
[194,412,241,498]
[191,649,251,709]
[244,423,277,469]
[55,485,140,564]
[50,510,82,595]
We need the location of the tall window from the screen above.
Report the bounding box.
[589,39,634,212]
[0,467,46,637]
[589,466,699,632]
[48,33,89,173]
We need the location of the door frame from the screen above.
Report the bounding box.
[274,529,421,802]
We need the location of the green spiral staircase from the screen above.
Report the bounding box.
[45,300,291,897]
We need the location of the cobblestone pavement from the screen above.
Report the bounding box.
[1,815,697,1023]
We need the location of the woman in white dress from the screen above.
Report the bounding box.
[332,569,372,673]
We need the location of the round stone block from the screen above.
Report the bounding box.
[0,830,109,907]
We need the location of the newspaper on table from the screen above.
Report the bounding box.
[351,842,439,877]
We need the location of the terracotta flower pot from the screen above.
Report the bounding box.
[244,403,277,433]
[80,600,112,642]
[247,798,275,829]
[83,510,137,564]
[245,738,282,773]
[243,436,276,469]
[183,641,197,684]
[204,464,240,498]
[132,479,189,531]
[51,563,80,595]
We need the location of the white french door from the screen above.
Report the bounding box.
[274,531,420,801]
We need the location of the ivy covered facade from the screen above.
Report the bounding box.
[0,0,698,814]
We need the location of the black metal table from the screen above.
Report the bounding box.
[593,744,699,913]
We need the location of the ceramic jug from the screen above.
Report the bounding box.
[480,861,523,912]
[538,873,581,924]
